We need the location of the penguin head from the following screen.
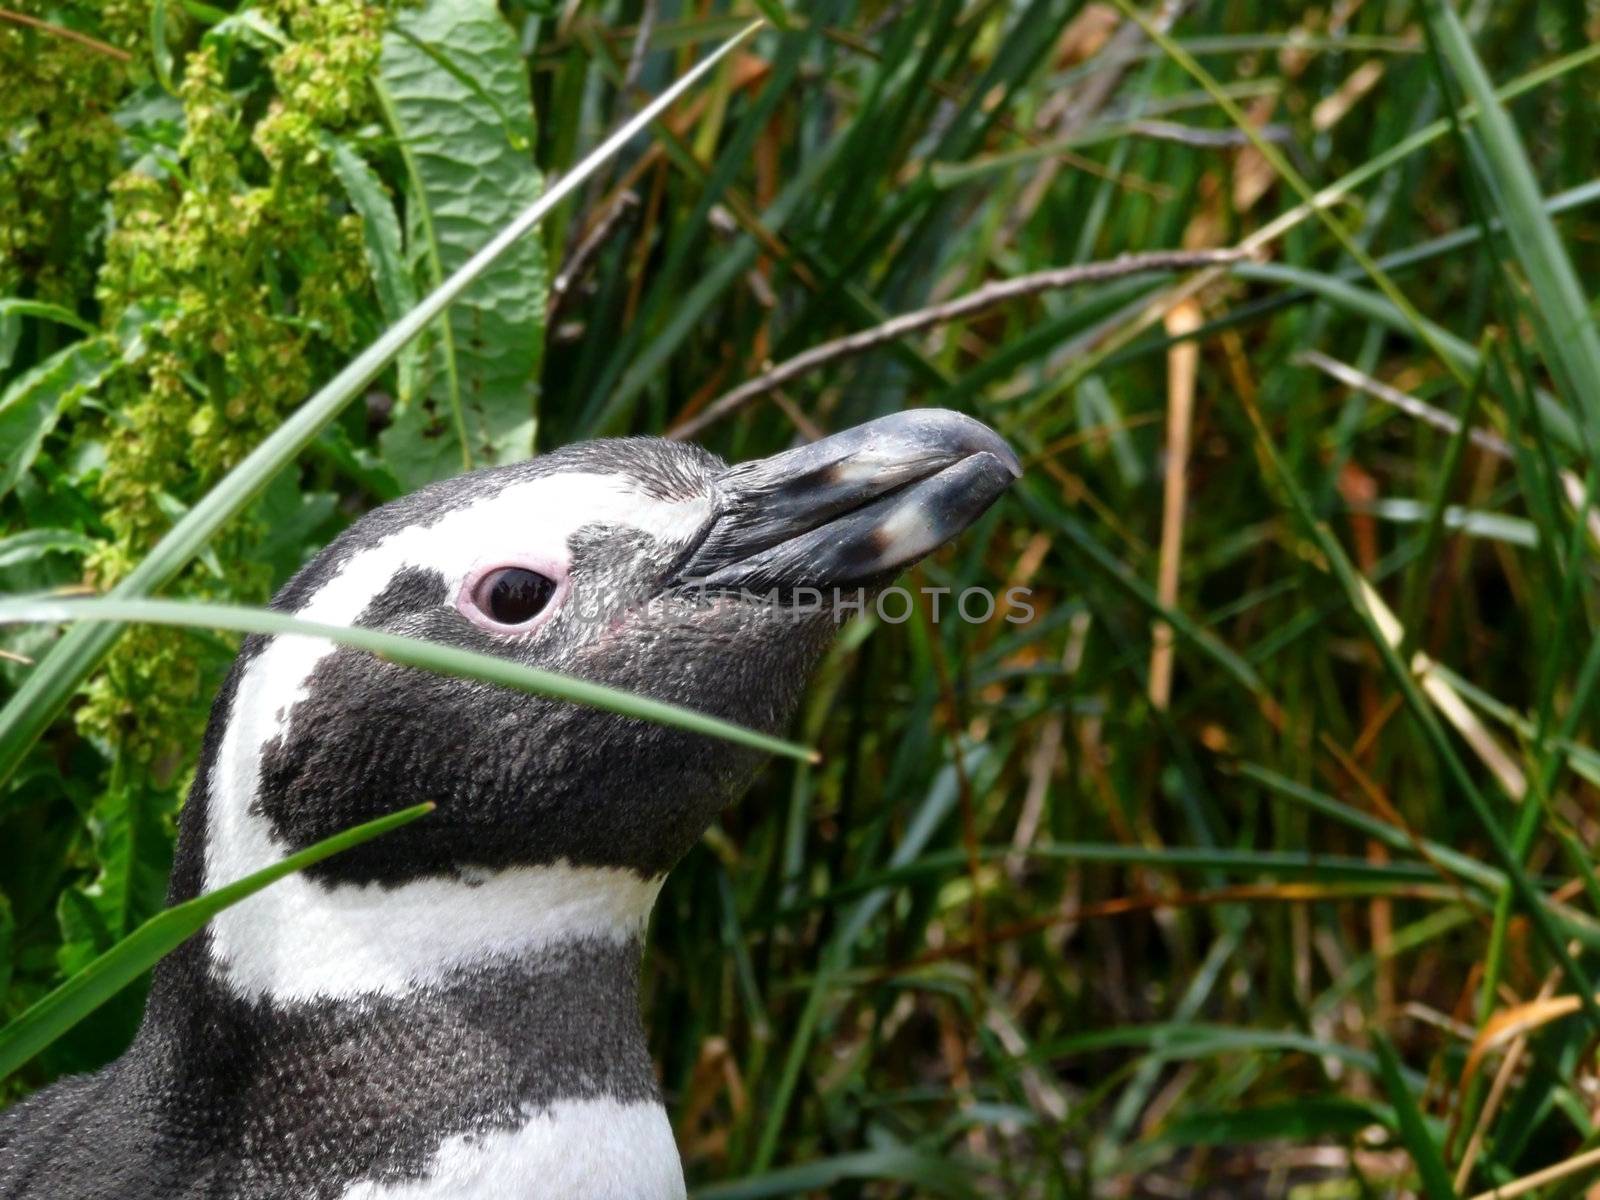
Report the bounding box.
[194,410,1020,901]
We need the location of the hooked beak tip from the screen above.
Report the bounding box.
[680,409,1020,591]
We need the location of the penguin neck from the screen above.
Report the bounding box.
[143,874,666,1107]
[148,731,675,1080]
[135,886,682,1197]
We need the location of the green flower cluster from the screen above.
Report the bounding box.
[0,5,139,303]
[70,0,385,771]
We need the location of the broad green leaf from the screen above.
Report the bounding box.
[0,804,432,1082]
[76,782,173,952]
[201,7,286,51]
[54,887,112,979]
[377,0,546,488]
[249,467,340,582]
[324,133,421,406]
[0,337,117,504]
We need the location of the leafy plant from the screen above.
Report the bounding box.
[6,3,1600,1198]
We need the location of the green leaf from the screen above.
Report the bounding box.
[0,529,97,571]
[54,886,113,978]
[249,468,339,581]
[1233,260,1583,455]
[0,27,755,791]
[80,782,173,947]
[1030,1023,1410,1083]
[1424,1,1600,456]
[1235,388,1600,1031]
[0,595,816,763]
[0,891,12,1001]
[0,298,95,338]
[323,133,421,405]
[694,1146,980,1200]
[1156,1098,1394,1146]
[1074,374,1144,487]
[201,7,286,51]
[377,0,546,488]
[150,0,175,94]
[1361,499,1538,547]
[0,804,433,1083]
[1374,1032,1459,1200]
[0,337,117,505]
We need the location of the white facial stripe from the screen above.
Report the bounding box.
[338,1099,684,1200]
[206,471,707,1001]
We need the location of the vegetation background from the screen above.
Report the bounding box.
[3,0,1600,1196]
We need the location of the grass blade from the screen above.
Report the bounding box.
[695,1147,980,1200]
[1374,1031,1460,1200]
[1234,390,1600,1033]
[0,595,816,763]
[1424,1,1600,455]
[1107,0,1471,391]
[0,803,433,1082]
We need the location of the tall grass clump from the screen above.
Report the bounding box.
[4,2,1600,1197]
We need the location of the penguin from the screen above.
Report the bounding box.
[0,409,1019,1200]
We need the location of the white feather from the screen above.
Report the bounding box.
[207,861,663,1002]
[337,1099,685,1200]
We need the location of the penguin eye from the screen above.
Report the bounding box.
[472,567,557,627]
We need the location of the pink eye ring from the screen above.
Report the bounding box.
[458,562,568,632]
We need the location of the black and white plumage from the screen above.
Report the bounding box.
[0,410,1019,1199]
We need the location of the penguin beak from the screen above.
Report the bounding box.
[675,409,1022,591]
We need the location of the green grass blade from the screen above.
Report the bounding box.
[1029,1023,1402,1082]
[1235,393,1600,1033]
[1047,34,1600,400]
[1156,1098,1397,1146]
[1398,344,1491,647]
[1235,260,1582,453]
[1374,1032,1459,1200]
[1108,0,1470,391]
[1018,479,1268,698]
[0,803,433,1082]
[0,595,815,763]
[694,1147,981,1200]
[0,22,760,792]
[778,845,1454,908]
[1424,1,1600,454]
